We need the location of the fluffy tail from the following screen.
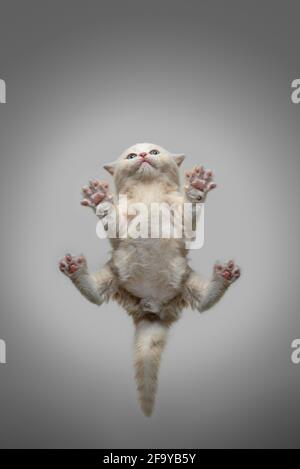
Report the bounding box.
[134,319,168,417]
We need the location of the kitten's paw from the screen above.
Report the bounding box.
[81,179,113,212]
[213,260,241,285]
[59,253,87,278]
[185,166,216,202]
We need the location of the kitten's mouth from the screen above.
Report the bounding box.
[138,159,155,168]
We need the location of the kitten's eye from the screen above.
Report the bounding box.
[126,153,137,159]
[149,149,160,155]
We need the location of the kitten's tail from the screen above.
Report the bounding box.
[134,319,168,417]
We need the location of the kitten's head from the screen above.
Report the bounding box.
[104,143,185,192]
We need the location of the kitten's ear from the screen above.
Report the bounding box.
[103,162,116,175]
[172,154,185,167]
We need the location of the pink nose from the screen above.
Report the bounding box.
[139,152,147,158]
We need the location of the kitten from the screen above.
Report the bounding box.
[59,143,240,417]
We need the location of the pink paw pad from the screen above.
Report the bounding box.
[185,165,216,201]
[81,179,112,209]
[214,260,241,284]
[59,254,86,277]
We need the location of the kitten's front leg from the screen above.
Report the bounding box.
[59,254,116,305]
[184,166,216,203]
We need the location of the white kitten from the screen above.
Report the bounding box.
[59,143,240,417]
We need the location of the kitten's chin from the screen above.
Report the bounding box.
[136,162,156,176]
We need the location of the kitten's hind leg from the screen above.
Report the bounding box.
[59,254,116,305]
[184,260,240,313]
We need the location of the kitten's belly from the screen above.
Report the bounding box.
[113,239,188,303]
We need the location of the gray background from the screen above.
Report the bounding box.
[0,0,299,448]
